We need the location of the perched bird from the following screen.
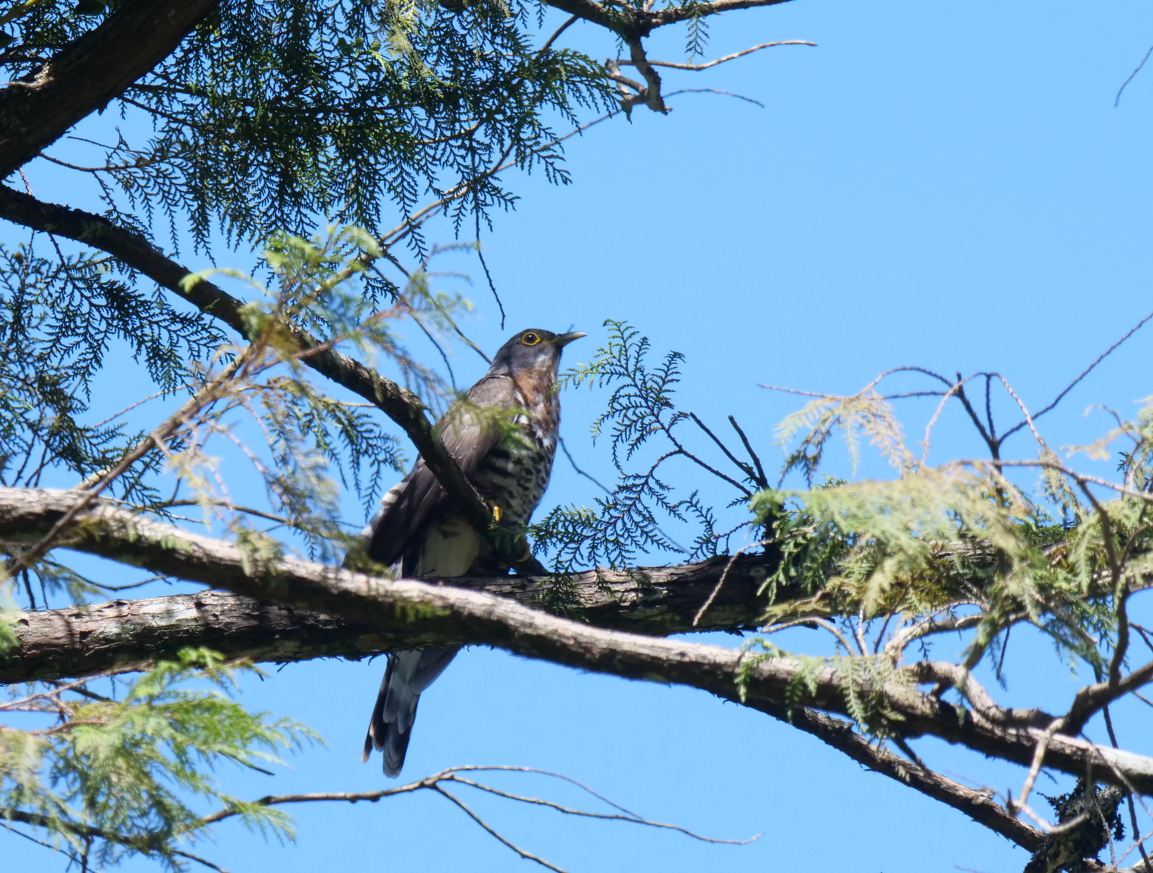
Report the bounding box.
[356,328,585,777]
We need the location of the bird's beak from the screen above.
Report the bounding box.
[553,332,586,348]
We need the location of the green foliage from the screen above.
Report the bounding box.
[1026,780,1125,873]
[545,325,1153,761]
[681,0,710,60]
[533,320,763,569]
[0,649,316,870]
[0,0,819,866]
[5,0,614,259]
[0,241,219,502]
[751,383,1153,716]
[775,389,915,485]
[165,226,450,563]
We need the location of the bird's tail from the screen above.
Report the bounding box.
[363,647,459,778]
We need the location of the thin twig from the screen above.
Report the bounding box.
[1000,308,1153,441]
[692,541,766,627]
[615,40,816,71]
[1117,44,1153,107]
[559,436,610,493]
[172,850,232,873]
[689,412,756,482]
[432,786,569,873]
[728,415,769,489]
[761,616,859,655]
[664,88,764,107]
[1010,718,1065,818]
[5,352,247,577]
[446,775,759,844]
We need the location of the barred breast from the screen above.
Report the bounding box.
[472,420,556,523]
[472,389,560,524]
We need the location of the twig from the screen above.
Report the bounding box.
[761,616,859,656]
[1117,44,1153,107]
[689,412,756,483]
[728,415,769,489]
[921,375,972,463]
[614,40,815,71]
[559,436,610,492]
[433,785,570,873]
[445,775,759,844]
[1009,719,1065,818]
[692,540,766,626]
[1000,307,1153,441]
[539,15,580,55]
[664,88,764,107]
[172,850,232,873]
[7,354,247,577]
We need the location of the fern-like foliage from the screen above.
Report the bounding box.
[0,650,315,871]
[0,240,219,503]
[533,321,768,570]
[5,0,614,259]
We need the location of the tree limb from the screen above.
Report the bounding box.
[0,0,220,178]
[544,0,795,40]
[2,557,778,683]
[0,186,542,573]
[767,705,1046,852]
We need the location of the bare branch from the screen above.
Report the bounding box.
[765,705,1045,852]
[1000,307,1153,441]
[434,785,570,872]
[12,763,745,870]
[1117,44,1153,107]
[1065,658,1153,736]
[3,557,779,683]
[614,40,815,71]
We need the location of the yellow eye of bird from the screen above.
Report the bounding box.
[521,332,541,346]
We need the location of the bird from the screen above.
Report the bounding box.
[355,327,585,777]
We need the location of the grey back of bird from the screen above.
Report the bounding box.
[356,328,583,777]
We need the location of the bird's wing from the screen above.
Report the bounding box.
[361,374,517,567]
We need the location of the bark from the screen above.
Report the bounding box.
[0,0,219,177]
[775,706,1046,852]
[3,486,1153,797]
[544,0,794,39]
[3,556,778,683]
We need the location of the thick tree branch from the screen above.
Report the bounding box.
[0,0,219,178]
[644,0,795,30]
[544,0,795,40]
[771,706,1045,852]
[3,557,778,683]
[0,186,542,573]
[4,487,1153,797]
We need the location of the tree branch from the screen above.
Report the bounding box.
[614,40,816,72]
[544,0,795,40]
[0,186,542,573]
[769,706,1045,852]
[4,487,1153,796]
[0,0,220,178]
[2,557,778,683]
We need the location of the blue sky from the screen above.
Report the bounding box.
[9,1,1153,871]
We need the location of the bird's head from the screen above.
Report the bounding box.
[488,328,585,377]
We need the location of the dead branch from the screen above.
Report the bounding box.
[9,764,751,873]
[614,39,815,72]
